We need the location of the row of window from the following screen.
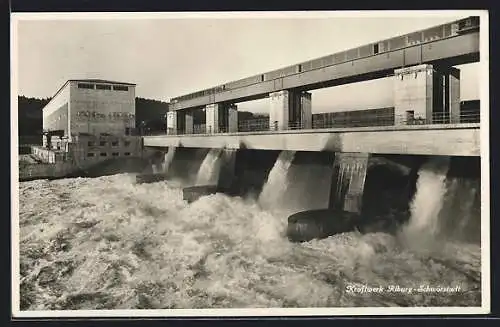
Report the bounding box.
[88,140,132,147]
[87,152,131,157]
[77,83,129,92]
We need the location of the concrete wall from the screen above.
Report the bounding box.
[69,81,136,136]
[43,83,71,135]
[31,146,67,164]
[19,161,76,180]
[143,124,480,156]
[70,134,142,165]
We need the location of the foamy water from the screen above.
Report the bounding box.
[19,172,481,310]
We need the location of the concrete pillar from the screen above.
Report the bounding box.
[205,104,219,134]
[301,92,312,129]
[432,66,461,124]
[228,104,238,133]
[269,90,312,131]
[445,67,461,124]
[185,111,194,134]
[329,152,370,213]
[166,111,178,135]
[167,111,190,135]
[394,64,434,125]
[206,103,238,134]
[394,64,461,125]
[269,91,289,131]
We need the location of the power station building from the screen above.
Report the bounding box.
[34,79,141,164]
[42,79,136,144]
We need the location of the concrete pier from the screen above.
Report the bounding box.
[269,90,312,131]
[329,152,370,213]
[206,103,238,134]
[393,64,460,125]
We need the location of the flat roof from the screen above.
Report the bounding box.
[70,79,136,86]
[44,79,136,111]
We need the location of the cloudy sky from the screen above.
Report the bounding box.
[13,12,482,113]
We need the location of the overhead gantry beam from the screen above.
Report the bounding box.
[169,32,479,111]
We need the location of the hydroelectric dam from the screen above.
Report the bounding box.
[17,15,485,311]
[141,16,481,242]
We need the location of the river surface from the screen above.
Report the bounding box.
[18,154,481,310]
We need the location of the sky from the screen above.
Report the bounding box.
[13,12,483,114]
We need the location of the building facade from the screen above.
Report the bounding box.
[35,79,141,164]
[70,133,143,165]
[42,79,136,148]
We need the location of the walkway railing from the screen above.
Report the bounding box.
[239,118,269,132]
[143,110,479,136]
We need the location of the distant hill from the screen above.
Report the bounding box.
[135,97,169,132]
[18,96,50,136]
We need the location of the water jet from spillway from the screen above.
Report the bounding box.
[400,156,450,250]
[400,156,481,250]
[183,148,236,203]
[195,148,223,186]
[258,150,296,210]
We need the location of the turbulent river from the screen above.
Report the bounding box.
[18,154,481,310]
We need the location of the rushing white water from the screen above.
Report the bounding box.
[403,157,450,239]
[18,164,481,310]
[258,151,296,210]
[400,156,481,252]
[195,149,223,185]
